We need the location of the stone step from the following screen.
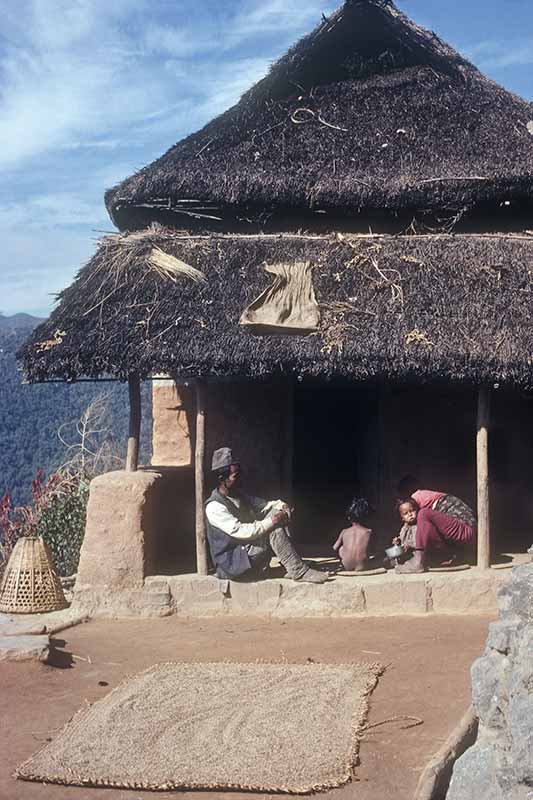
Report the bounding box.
[0,610,87,637]
[0,635,50,663]
[142,569,509,618]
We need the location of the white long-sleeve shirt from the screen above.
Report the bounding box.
[205,496,285,541]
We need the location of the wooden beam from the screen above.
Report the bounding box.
[195,380,208,575]
[126,374,141,472]
[476,387,490,569]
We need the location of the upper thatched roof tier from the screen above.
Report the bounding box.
[19,226,533,389]
[106,0,533,230]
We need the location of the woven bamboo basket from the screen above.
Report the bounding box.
[0,537,68,614]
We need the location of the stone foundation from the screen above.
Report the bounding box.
[72,568,509,619]
[447,563,533,799]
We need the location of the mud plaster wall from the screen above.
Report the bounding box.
[205,380,290,501]
[152,379,289,498]
[152,380,194,466]
[149,379,289,571]
[150,467,196,574]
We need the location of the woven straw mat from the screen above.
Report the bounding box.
[16,660,382,793]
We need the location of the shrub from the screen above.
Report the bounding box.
[0,493,24,570]
[0,471,90,577]
[38,484,89,577]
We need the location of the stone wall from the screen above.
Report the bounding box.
[73,568,508,620]
[447,563,533,800]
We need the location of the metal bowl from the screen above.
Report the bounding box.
[385,544,404,559]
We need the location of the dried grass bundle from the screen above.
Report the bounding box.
[148,247,206,284]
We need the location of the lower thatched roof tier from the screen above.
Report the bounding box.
[19,227,533,389]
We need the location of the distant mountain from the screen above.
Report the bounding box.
[0,313,45,330]
[0,318,152,506]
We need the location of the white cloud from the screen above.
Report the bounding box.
[0,0,335,171]
[0,0,338,314]
[231,0,328,39]
[466,39,533,69]
[3,194,105,229]
[0,226,98,316]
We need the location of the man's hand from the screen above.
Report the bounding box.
[271,510,289,529]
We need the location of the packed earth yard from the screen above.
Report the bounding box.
[1,615,491,800]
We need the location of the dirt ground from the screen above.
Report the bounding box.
[1,615,492,800]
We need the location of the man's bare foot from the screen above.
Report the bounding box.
[395,551,426,574]
[295,568,329,584]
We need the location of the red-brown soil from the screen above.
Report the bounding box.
[1,615,491,800]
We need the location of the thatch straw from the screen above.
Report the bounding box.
[148,247,206,284]
[17,226,533,390]
[105,0,533,231]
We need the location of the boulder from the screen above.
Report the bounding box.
[447,564,533,799]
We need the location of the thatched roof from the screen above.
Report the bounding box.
[19,226,533,389]
[106,0,533,230]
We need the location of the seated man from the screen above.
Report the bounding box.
[205,447,327,584]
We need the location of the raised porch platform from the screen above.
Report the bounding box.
[71,566,518,619]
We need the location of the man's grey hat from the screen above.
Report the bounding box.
[211,447,238,472]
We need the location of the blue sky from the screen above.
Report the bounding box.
[1,0,532,317]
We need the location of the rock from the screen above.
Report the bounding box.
[275,578,365,617]
[431,572,499,614]
[60,574,77,590]
[497,564,533,623]
[446,565,533,800]
[169,575,227,617]
[0,635,49,663]
[72,587,172,618]
[143,576,171,593]
[487,621,517,655]
[76,470,162,591]
[0,622,46,637]
[508,629,533,784]
[447,740,504,800]
[45,612,89,635]
[363,573,429,615]
[471,652,511,729]
[230,579,282,615]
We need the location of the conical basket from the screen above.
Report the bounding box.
[0,537,68,614]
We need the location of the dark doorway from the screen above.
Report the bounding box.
[291,379,533,560]
[292,380,380,551]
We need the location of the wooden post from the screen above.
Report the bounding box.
[126,374,141,472]
[195,380,208,575]
[477,387,490,569]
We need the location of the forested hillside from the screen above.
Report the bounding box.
[0,317,152,505]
